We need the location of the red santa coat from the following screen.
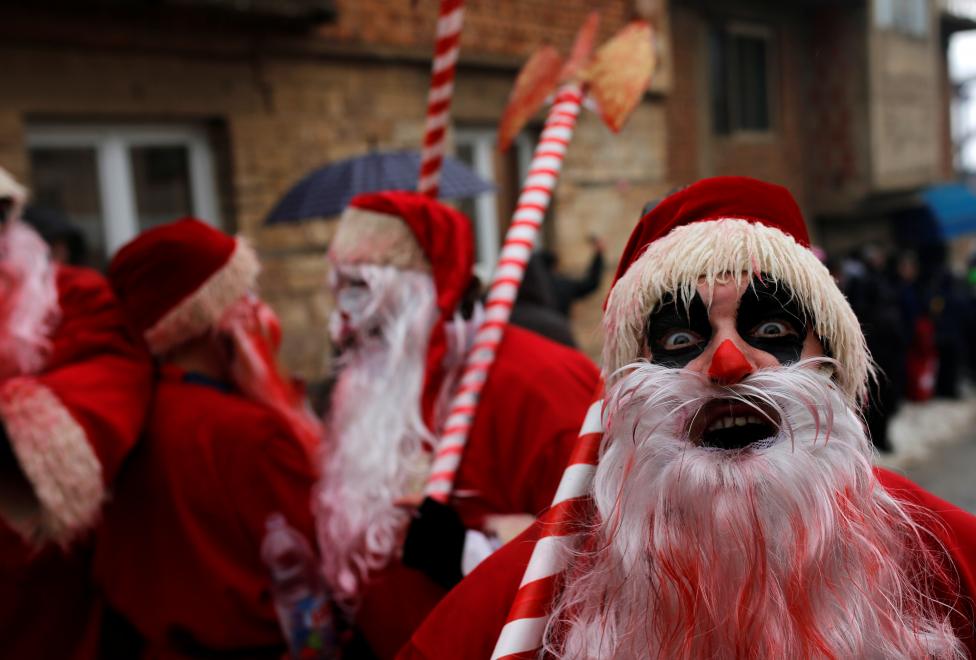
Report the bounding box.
[355,325,600,659]
[399,467,976,659]
[0,265,153,660]
[93,363,321,659]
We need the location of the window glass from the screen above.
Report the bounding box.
[729,34,770,131]
[711,24,773,134]
[130,145,194,231]
[28,147,106,264]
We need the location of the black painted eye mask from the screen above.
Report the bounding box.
[645,277,811,368]
[645,293,711,368]
[736,278,808,364]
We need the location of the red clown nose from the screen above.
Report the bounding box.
[708,339,754,385]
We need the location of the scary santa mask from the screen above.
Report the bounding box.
[317,191,475,605]
[543,177,964,659]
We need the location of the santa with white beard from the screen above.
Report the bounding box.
[316,191,600,658]
[401,176,976,659]
[0,167,153,659]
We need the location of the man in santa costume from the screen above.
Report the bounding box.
[94,218,323,658]
[0,167,153,659]
[401,177,976,659]
[315,191,600,658]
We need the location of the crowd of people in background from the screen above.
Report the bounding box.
[828,242,976,452]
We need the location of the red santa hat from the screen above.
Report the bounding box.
[604,176,869,400]
[108,218,259,355]
[329,191,475,425]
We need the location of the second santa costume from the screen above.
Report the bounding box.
[316,192,600,658]
[94,219,323,658]
[401,177,976,659]
[0,168,153,660]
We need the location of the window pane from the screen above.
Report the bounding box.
[28,147,106,264]
[130,145,194,230]
[730,34,770,131]
[710,28,730,134]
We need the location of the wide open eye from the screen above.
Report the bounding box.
[645,294,712,368]
[749,320,799,340]
[660,329,705,351]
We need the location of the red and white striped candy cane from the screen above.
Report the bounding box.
[417,0,465,198]
[424,83,584,502]
[491,395,605,660]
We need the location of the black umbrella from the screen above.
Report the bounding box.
[264,149,495,224]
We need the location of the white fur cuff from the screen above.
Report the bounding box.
[0,377,104,545]
[145,237,260,355]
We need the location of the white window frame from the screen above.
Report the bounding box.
[875,0,929,37]
[455,127,534,281]
[26,123,221,256]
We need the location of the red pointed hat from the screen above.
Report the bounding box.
[603,176,869,399]
[108,217,259,355]
[329,191,475,425]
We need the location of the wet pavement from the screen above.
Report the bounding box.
[878,394,976,514]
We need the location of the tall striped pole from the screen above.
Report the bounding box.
[490,395,604,659]
[424,83,584,502]
[417,0,465,197]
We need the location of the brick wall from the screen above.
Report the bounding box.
[318,0,633,63]
[0,0,674,376]
[665,3,810,209]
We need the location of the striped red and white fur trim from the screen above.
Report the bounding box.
[603,218,870,401]
[0,377,103,545]
[329,207,431,272]
[144,237,259,355]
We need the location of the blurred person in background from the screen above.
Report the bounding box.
[94,218,323,659]
[917,243,971,399]
[512,253,576,347]
[892,250,939,402]
[842,243,906,452]
[0,167,152,659]
[316,192,599,659]
[539,233,605,317]
[22,205,89,267]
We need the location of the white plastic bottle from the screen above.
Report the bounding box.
[261,513,337,659]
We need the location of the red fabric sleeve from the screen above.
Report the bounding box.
[398,521,544,660]
[225,414,320,558]
[875,467,976,653]
[0,266,152,544]
[454,327,600,528]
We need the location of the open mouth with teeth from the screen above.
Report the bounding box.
[687,399,781,450]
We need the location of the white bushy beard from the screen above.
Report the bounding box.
[547,361,964,660]
[316,264,440,607]
[0,221,60,379]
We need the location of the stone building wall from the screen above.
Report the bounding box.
[663,3,810,208]
[867,3,946,191]
[0,0,670,377]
